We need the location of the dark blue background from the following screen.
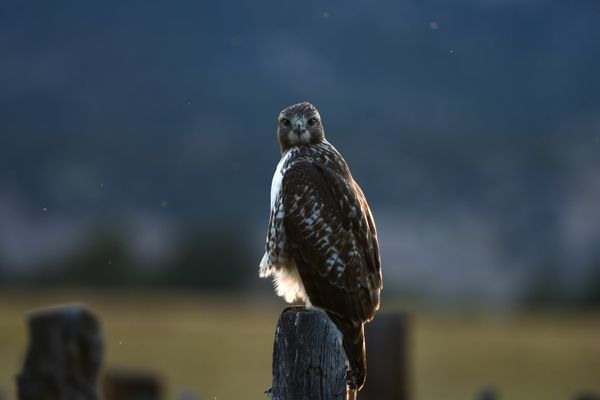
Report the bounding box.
[1,0,599,306]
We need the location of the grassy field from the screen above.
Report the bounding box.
[0,289,599,400]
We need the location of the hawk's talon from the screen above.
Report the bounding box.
[264,387,277,400]
[334,369,358,398]
[346,369,358,390]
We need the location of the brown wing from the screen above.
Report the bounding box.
[282,160,382,325]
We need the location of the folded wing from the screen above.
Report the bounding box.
[282,160,382,325]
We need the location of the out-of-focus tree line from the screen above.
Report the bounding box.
[0,222,599,309]
[0,224,255,291]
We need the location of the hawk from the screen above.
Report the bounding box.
[259,101,382,390]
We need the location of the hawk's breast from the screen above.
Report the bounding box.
[260,148,307,303]
[270,149,294,210]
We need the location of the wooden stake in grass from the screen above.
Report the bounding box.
[360,313,410,400]
[17,305,103,400]
[268,306,354,400]
[103,368,162,400]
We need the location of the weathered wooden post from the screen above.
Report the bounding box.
[17,305,103,400]
[360,313,410,400]
[102,368,162,400]
[476,387,499,400]
[268,306,354,400]
[576,393,600,400]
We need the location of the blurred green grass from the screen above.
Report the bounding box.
[0,289,599,400]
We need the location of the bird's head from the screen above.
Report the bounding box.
[277,102,325,152]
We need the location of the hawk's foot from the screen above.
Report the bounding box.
[264,387,275,399]
[335,370,358,399]
[345,369,358,390]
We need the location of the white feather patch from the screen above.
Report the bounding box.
[272,259,307,303]
[258,253,270,277]
[270,149,293,210]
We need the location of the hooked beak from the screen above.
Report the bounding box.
[293,120,306,135]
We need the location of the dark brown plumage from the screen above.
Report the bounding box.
[259,102,382,390]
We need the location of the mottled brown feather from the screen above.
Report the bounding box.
[282,160,381,325]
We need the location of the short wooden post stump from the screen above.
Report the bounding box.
[17,305,103,400]
[268,306,351,400]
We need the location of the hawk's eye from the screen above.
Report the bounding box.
[280,118,291,127]
[307,118,317,126]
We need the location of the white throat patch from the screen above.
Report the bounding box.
[300,131,311,143]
